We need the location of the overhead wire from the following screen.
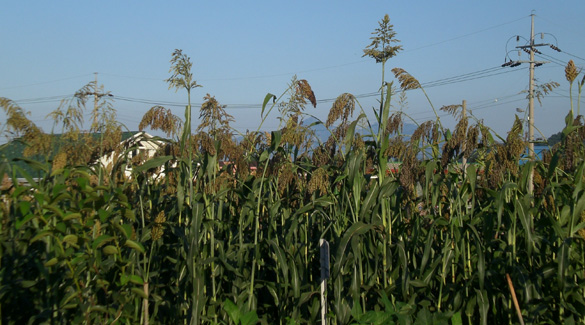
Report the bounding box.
[0,74,93,90]
[13,64,536,114]
[564,51,585,62]
[6,15,571,126]
[403,16,528,52]
[13,94,74,105]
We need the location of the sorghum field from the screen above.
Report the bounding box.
[1,15,585,324]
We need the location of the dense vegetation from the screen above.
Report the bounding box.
[1,15,585,324]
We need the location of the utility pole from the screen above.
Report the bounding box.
[79,72,114,131]
[502,12,561,194]
[462,100,467,177]
[527,14,536,195]
[93,72,99,129]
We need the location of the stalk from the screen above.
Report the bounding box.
[204,194,217,310]
[248,158,270,310]
[578,77,584,117]
[420,87,445,134]
[570,81,574,116]
[186,89,193,210]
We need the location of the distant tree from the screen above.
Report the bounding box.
[547,131,563,146]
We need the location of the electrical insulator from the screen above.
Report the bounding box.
[535,63,543,67]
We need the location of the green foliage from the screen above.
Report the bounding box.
[3,85,585,323]
[2,28,585,325]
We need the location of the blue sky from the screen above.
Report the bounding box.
[2,1,584,141]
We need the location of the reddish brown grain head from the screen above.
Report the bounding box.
[296,79,317,108]
[326,93,355,128]
[392,68,421,91]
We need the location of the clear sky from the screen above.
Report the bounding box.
[2,1,584,141]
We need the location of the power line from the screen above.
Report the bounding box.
[561,50,585,63]
[99,72,166,81]
[13,64,535,113]
[13,94,74,105]
[93,17,531,84]
[0,74,93,90]
[422,67,525,88]
[404,16,528,52]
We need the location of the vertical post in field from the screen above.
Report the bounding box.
[320,239,330,324]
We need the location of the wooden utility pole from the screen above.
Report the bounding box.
[461,100,467,177]
[503,13,556,194]
[93,72,99,128]
[527,14,536,195]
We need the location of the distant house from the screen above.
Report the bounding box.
[95,131,165,178]
[0,131,166,180]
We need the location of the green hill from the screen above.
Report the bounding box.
[0,132,141,178]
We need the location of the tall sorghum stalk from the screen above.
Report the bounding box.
[363,14,401,288]
[167,49,202,215]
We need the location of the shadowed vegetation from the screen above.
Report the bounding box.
[1,15,585,325]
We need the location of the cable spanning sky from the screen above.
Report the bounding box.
[1,1,585,140]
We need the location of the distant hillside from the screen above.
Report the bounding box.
[303,117,418,144]
[0,132,141,177]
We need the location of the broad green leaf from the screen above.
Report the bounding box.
[223,298,240,323]
[15,214,34,230]
[103,245,118,255]
[419,226,435,272]
[451,311,463,325]
[261,93,276,118]
[121,274,144,285]
[21,280,37,288]
[18,201,31,215]
[124,209,136,222]
[131,287,148,299]
[240,310,259,325]
[31,231,53,243]
[44,257,58,267]
[268,239,289,280]
[343,113,365,156]
[62,234,78,246]
[125,239,145,254]
[63,212,81,221]
[475,289,489,325]
[259,150,269,163]
[92,235,115,250]
[116,223,133,238]
[270,130,282,151]
[466,164,476,190]
[134,155,173,173]
[290,257,301,298]
[333,222,374,277]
